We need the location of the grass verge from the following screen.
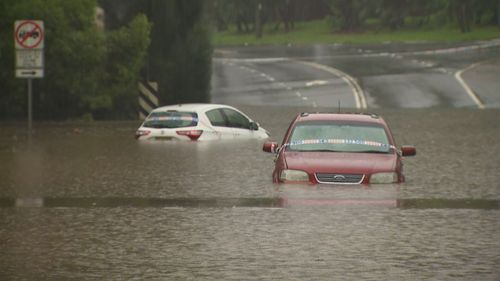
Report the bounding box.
[212,20,500,46]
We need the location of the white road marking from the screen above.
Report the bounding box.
[223,57,288,63]
[455,62,486,109]
[306,80,328,87]
[230,61,300,104]
[221,57,368,109]
[297,60,367,109]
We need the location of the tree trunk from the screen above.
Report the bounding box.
[255,2,263,38]
[498,0,500,26]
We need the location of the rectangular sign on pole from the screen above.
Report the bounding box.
[14,19,45,141]
[15,20,44,78]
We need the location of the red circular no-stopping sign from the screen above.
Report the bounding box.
[15,20,44,49]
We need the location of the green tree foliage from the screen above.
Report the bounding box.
[473,0,499,25]
[0,0,151,120]
[0,0,27,118]
[324,0,500,32]
[450,0,473,32]
[270,0,296,32]
[147,0,212,105]
[325,0,373,32]
[97,15,151,119]
[209,0,499,35]
[405,0,448,27]
[231,0,257,33]
[87,0,213,110]
[380,0,408,30]
[39,0,107,120]
[209,0,329,34]
[98,0,145,29]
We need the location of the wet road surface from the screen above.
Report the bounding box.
[212,41,500,109]
[1,106,500,280]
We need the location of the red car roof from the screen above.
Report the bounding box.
[295,112,387,125]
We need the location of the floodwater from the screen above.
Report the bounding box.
[1,106,499,280]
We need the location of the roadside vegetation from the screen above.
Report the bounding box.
[1,0,498,120]
[0,0,153,120]
[213,20,500,46]
[211,0,500,46]
[0,0,211,120]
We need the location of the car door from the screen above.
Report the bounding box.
[205,108,234,139]
[221,108,255,139]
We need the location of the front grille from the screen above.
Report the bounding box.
[315,173,364,184]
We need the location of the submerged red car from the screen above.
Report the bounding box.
[263,112,416,184]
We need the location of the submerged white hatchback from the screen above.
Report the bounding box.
[135,103,270,141]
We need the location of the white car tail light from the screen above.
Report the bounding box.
[176,130,203,141]
[135,130,151,139]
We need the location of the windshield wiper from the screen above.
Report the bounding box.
[289,149,342,152]
[289,148,389,153]
[353,150,389,154]
[312,149,343,152]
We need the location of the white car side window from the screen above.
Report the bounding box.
[222,109,251,129]
[206,109,227,127]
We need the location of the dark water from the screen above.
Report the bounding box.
[1,107,499,280]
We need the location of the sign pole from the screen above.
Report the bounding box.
[28,78,33,143]
[14,19,44,144]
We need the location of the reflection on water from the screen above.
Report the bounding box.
[1,197,498,209]
[397,198,500,209]
[1,107,500,199]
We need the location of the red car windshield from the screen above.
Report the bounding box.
[286,122,391,153]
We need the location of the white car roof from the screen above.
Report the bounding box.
[151,103,235,113]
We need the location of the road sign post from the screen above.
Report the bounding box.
[28,78,33,141]
[15,20,44,141]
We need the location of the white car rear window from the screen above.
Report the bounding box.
[143,111,198,129]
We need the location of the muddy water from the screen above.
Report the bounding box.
[1,107,499,280]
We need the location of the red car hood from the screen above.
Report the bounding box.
[283,151,397,174]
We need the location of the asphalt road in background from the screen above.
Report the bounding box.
[212,40,500,109]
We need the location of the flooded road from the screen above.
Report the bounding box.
[1,106,499,280]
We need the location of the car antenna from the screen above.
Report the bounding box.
[338,100,341,113]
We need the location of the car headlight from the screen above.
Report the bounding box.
[370,172,398,184]
[280,169,309,182]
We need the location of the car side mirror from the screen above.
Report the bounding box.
[249,121,259,131]
[401,145,416,156]
[263,141,278,153]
